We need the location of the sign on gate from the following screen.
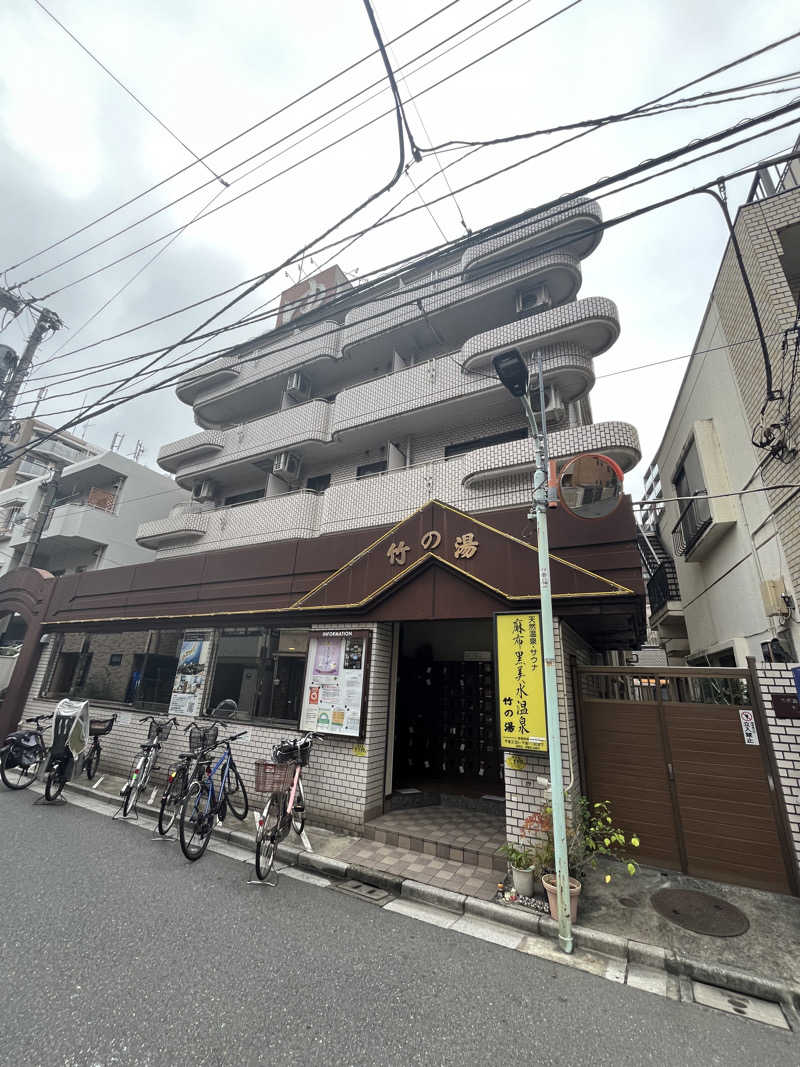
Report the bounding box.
[738,708,759,745]
[494,612,547,754]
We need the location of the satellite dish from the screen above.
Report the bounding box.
[558,453,624,520]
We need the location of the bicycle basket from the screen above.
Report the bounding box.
[148,718,173,742]
[254,760,294,794]
[89,717,115,738]
[188,723,218,754]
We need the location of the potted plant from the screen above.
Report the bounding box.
[499,839,537,898]
[526,799,641,921]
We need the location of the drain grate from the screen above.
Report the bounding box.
[333,879,393,906]
[651,888,750,937]
[692,982,789,1029]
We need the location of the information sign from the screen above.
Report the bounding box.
[494,612,547,754]
[299,630,369,738]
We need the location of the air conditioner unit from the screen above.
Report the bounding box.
[515,283,552,316]
[192,479,216,502]
[285,371,311,403]
[272,451,302,484]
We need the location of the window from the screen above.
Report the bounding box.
[224,488,265,507]
[356,460,387,479]
[778,221,800,305]
[444,426,528,460]
[306,473,331,493]
[672,437,711,555]
[207,627,309,724]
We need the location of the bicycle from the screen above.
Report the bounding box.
[157,720,219,836]
[0,713,53,790]
[120,716,178,818]
[254,733,317,882]
[178,730,249,861]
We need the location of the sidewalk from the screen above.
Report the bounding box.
[66,772,800,1000]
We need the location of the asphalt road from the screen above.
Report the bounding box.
[0,790,796,1067]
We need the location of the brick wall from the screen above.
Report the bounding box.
[755,659,800,874]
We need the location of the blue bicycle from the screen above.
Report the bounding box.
[178,730,249,861]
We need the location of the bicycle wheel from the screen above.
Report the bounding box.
[158,767,187,836]
[291,777,306,835]
[224,762,248,821]
[85,745,101,780]
[0,745,43,790]
[44,769,65,802]
[255,796,281,881]
[179,780,214,861]
[122,780,140,818]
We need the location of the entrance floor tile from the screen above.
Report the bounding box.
[364,805,507,873]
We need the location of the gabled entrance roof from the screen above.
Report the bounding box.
[293,500,633,611]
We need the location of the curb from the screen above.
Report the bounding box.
[63,780,799,1012]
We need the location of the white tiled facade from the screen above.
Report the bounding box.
[755,661,800,875]
[138,197,639,558]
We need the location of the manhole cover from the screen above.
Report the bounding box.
[651,889,749,937]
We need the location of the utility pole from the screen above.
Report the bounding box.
[18,465,62,569]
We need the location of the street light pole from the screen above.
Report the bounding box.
[493,348,573,955]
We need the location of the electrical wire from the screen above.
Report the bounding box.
[15,139,800,437]
[15,121,800,413]
[30,0,227,188]
[6,0,470,276]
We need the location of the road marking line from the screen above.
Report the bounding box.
[148,788,158,805]
[91,776,105,790]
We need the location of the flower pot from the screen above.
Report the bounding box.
[510,864,535,897]
[542,873,582,922]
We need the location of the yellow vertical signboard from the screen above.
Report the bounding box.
[494,612,547,753]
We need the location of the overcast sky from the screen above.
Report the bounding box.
[0,0,798,498]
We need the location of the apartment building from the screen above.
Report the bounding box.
[0,417,100,491]
[0,449,189,578]
[1,198,647,849]
[644,151,800,666]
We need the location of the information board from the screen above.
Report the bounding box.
[169,631,211,717]
[494,612,547,754]
[299,630,369,738]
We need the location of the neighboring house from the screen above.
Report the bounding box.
[0,418,101,491]
[644,149,800,667]
[0,450,189,578]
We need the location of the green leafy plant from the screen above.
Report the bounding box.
[519,797,641,882]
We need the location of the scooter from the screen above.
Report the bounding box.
[42,699,90,802]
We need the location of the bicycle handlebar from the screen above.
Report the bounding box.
[23,713,53,727]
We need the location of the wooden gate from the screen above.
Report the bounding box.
[576,665,797,895]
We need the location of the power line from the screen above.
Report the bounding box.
[7,0,469,277]
[30,0,228,188]
[16,119,800,411]
[21,0,581,298]
[15,139,800,443]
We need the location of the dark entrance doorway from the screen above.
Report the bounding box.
[392,620,503,800]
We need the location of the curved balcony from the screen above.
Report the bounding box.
[175,356,241,404]
[181,323,341,425]
[152,491,322,557]
[461,198,603,278]
[461,421,641,487]
[340,250,583,365]
[170,401,333,486]
[460,296,620,374]
[136,507,210,549]
[157,431,226,474]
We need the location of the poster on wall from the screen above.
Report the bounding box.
[299,630,369,738]
[494,612,547,754]
[169,631,211,717]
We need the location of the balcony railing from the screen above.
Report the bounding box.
[17,458,50,479]
[647,561,681,617]
[672,492,712,557]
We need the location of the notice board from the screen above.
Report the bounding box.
[494,611,547,754]
[299,629,371,739]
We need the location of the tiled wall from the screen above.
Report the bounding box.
[756,660,800,874]
[23,621,394,835]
